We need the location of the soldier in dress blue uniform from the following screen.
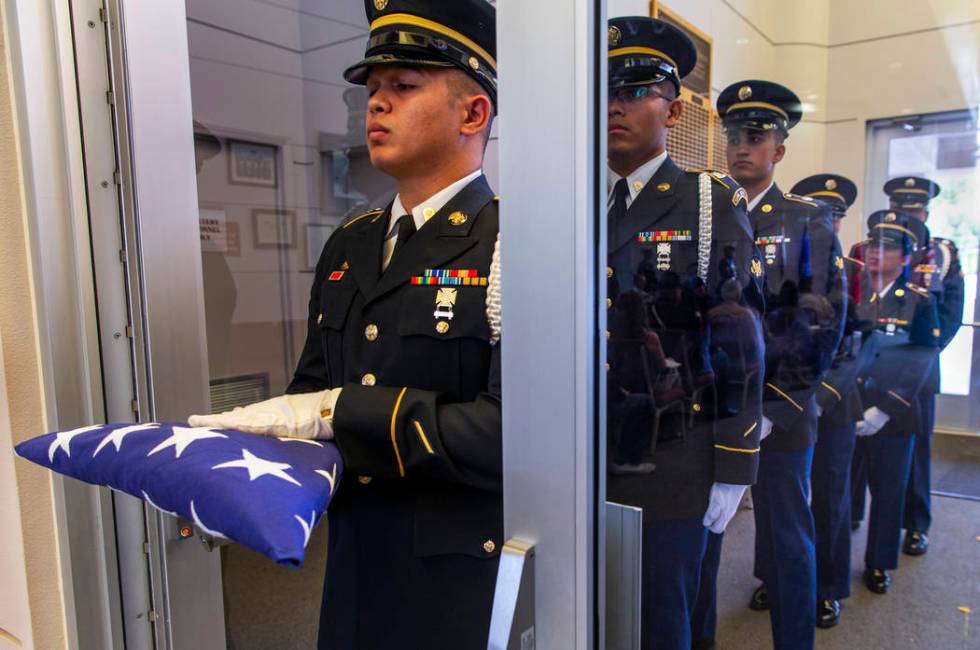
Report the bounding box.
[852,210,940,594]
[192,1,503,648]
[694,81,845,650]
[604,17,766,650]
[886,177,965,556]
[790,174,875,628]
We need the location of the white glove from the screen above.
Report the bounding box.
[702,482,748,534]
[188,389,342,439]
[760,417,774,441]
[855,406,889,437]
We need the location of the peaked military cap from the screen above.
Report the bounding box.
[867,209,925,252]
[608,17,697,93]
[791,174,857,218]
[717,80,803,134]
[343,0,497,107]
[883,176,941,210]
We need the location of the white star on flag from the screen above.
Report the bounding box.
[315,463,338,496]
[212,448,302,487]
[142,490,177,517]
[190,500,227,539]
[48,425,103,461]
[147,426,227,459]
[294,510,316,547]
[279,437,324,447]
[94,423,161,457]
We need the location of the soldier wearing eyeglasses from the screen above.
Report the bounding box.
[605,16,765,649]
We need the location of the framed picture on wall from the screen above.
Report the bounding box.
[229,140,278,187]
[651,2,713,99]
[305,223,335,271]
[253,209,295,248]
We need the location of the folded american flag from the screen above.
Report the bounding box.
[14,422,343,566]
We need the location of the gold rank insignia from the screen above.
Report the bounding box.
[448,211,468,226]
[751,258,763,277]
[341,261,350,270]
[835,256,844,270]
[738,85,752,101]
[733,187,748,207]
[608,25,621,46]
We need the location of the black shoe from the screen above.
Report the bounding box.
[748,584,769,611]
[816,599,841,629]
[863,568,891,594]
[903,530,929,556]
[692,639,716,650]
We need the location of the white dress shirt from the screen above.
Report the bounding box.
[384,169,483,269]
[746,180,775,213]
[608,150,668,210]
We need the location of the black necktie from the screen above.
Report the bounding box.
[391,214,417,259]
[609,178,630,222]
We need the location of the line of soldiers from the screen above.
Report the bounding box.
[604,14,964,650]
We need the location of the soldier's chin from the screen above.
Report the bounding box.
[367,148,404,176]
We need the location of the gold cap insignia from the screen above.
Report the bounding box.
[657,182,671,192]
[885,212,897,222]
[761,204,773,213]
[825,179,838,190]
[608,26,621,47]
[468,56,480,70]
[435,288,458,309]
[447,211,468,226]
[738,85,753,101]
[373,0,388,10]
[904,178,916,188]
[751,258,763,277]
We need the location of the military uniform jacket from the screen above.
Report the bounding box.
[749,184,845,451]
[855,275,940,437]
[607,156,765,521]
[816,256,877,428]
[289,176,501,648]
[912,236,965,399]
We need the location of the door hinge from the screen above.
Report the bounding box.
[131,399,139,413]
[143,542,151,555]
[98,5,108,23]
[106,90,114,105]
[119,249,127,263]
[112,170,122,185]
[147,610,159,623]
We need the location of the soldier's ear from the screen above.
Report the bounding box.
[772,141,786,164]
[665,96,684,128]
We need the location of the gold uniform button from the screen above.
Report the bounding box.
[607,266,614,279]
[895,289,906,297]
[692,403,702,413]
[483,540,496,554]
[358,476,372,485]
[436,321,450,334]
[605,363,611,372]
[365,324,379,341]
[316,313,324,326]
[361,373,377,387]
[605,330,611,340]
[607,298,613,308]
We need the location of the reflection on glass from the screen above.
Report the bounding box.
[186,1,390,645]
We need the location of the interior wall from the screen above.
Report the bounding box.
[0,6,66,649]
